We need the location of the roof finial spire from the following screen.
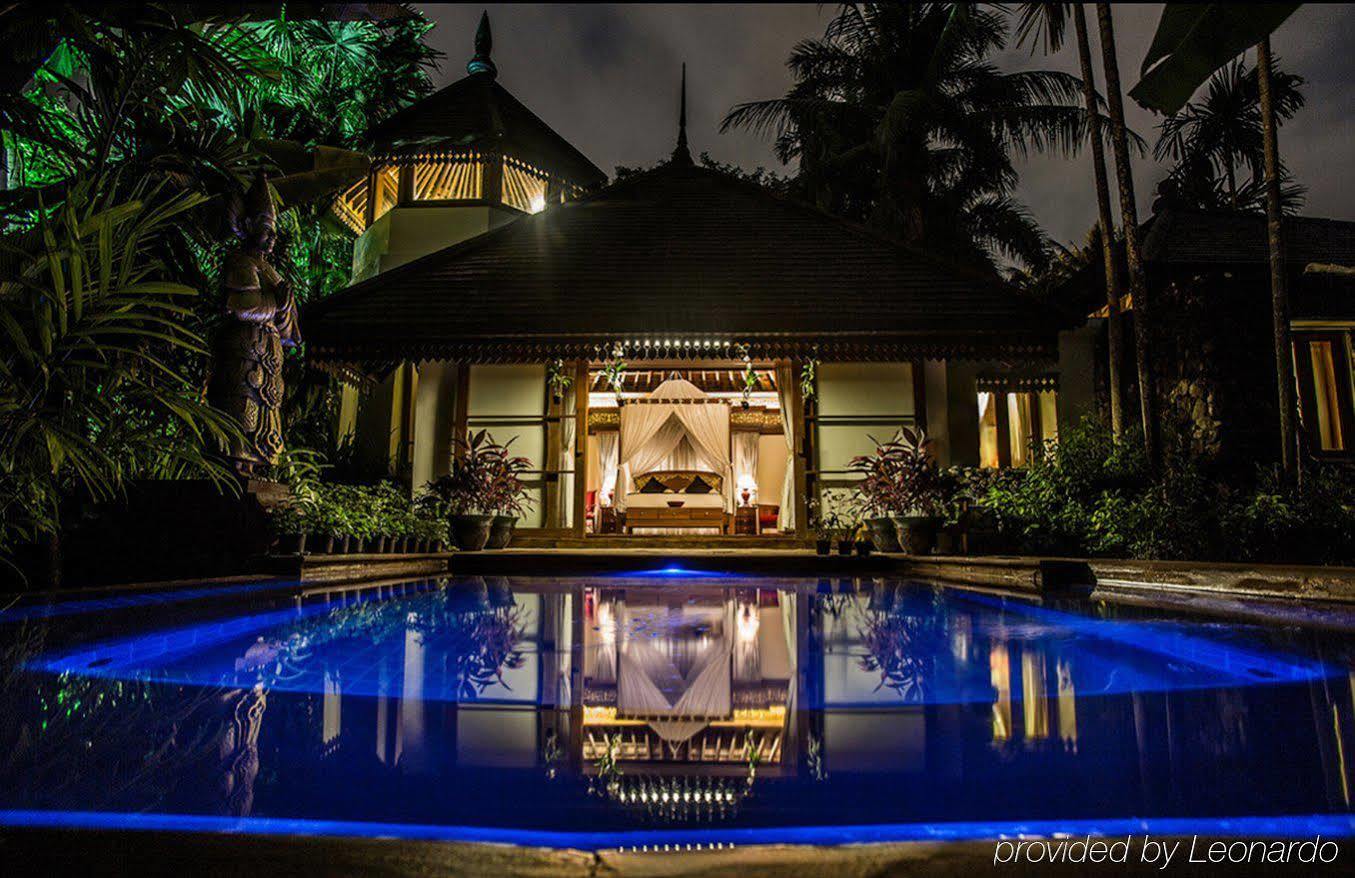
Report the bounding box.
[671,62,692,166]
[467,11,497,78]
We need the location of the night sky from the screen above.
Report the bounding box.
[414,4,1355,249]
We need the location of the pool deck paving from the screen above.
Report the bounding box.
[5,829,1351,876]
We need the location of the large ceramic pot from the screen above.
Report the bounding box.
[486,515,518,550]
[895,515,941,555]
[866,517,902,552]
[449,514,494,551]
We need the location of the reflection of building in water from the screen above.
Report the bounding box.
[254,576,1355,824]
[580,587,793,770]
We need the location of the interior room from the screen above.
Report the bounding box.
[583,366,789,536]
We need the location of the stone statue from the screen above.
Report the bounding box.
[209,173,300,476]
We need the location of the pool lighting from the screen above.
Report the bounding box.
[0,810,1349,852]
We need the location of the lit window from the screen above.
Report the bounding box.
[1038,391,1058,446]
[978,391,999,468]
[1309,340,1345,451]
[413,155,483,201]
[978,389,1058,467]
[334,177,368,232]
[1294,332,1354,455]
[502,159,549,213]
[372,166,399,222]
[1007,392,1034,467]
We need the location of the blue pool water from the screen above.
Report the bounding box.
[2,573,1353,848]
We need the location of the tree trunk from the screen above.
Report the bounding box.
[1073,3,1124,439]
[1256,37,1297,480]
[1095,3,1157,466]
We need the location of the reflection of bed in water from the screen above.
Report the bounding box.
[619,607,730,742]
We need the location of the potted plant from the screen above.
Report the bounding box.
[849,436,905,552]
[807,497,833,555]
[547,359,573,404]
[836,517,854,556]
[887,426,945,555]
[270,504,307,555]
[854,522,873,556]
[601,354,627,407]
[419,430,498,551]
[482,435,534,549]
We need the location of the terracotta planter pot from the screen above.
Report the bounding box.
[867,517,901,552]
[372,535,387,554]
[815,539,831,556]
[486,516,517,549]
[896,515,941,555]
[450,514,494,551]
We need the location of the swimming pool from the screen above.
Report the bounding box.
[2,572,1353,849]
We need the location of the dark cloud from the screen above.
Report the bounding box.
[417,3,1355,248]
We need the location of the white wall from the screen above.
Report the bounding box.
[468,364,547,526]
[815,362,916,477]
[410,361,458,492]
[756,433,787,510]
[352,205,520,281]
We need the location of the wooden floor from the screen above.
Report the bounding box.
[509,532,811,550]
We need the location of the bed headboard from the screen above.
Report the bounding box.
[633,470,723,495]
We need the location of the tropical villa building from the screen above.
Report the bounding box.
[1061,197,1355,472]
[306,18,1088,546]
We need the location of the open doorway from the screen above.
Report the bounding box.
[583,366,791,537]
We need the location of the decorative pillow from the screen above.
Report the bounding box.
[686,475,714,494]
[638,476,667,494]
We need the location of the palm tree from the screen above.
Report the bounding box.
[0,177,241,583]
[1016,2,1125,438]
[1094,2,1157,466]
[1154,58,1304,211]
[1256,37,1298,479]
[722,3,1102,273]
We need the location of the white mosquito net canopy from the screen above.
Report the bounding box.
[616,377,734,511]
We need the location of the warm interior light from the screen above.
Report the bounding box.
[528,193,546,214]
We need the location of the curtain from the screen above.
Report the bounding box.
[617,601,733,743]
[598,431,619,506]
[776,362,797,532]
[560,384,576,528]
[732,432,759,506]
[617,378,733,511]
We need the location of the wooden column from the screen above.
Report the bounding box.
[995,392,1013,468]
[452,364,470,463]
[484,154,505,207]
[911,358,928,432]
[397,164,414,205]
[788,358,810,540]
[571,360,590,538]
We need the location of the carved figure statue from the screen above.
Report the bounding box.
[208,173,300,475]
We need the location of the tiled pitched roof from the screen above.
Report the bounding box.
[365,72,606,186]
[306,163,1062,366]
[1141,209,1355,266]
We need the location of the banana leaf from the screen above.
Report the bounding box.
[1130,3,1301,115]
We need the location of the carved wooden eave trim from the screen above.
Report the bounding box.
[587,406,783,433]
[975,372,1060,393]
[309,332,1060,383]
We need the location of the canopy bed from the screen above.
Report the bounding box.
[616,377,735,534]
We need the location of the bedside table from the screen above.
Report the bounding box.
[734,505,759,535]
